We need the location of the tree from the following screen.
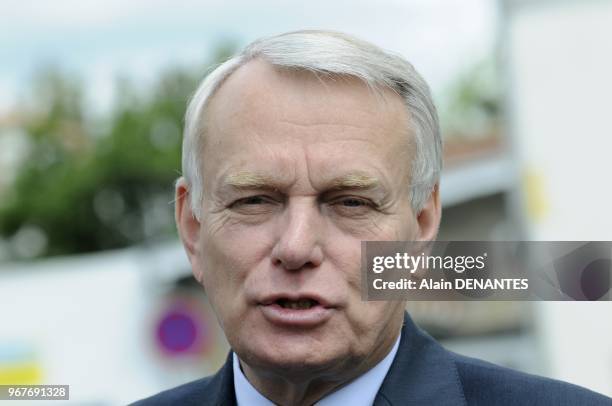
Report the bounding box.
[0,43,236,260]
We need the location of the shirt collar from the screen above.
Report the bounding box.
[233,332,401,406]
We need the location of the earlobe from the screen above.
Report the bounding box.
[416,183,441,241]
[175,177,202,267]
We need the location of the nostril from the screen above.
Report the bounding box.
[273,256,320,272]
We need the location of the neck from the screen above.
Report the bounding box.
[240,370,340,406]
[238,330,401,406]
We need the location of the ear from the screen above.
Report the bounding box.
[175,177,203,283]
[416,183,441,241]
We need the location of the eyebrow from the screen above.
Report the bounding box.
[223,172,283,190]
[222,171,381,192]
[328,173,381,191]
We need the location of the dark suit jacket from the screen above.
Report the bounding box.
[132,314,612,405]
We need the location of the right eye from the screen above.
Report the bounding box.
[233,196,268,206]
[228,195,278,214]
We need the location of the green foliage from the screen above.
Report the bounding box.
[0,45,236,259]
[439,58,501,140]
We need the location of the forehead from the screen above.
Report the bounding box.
[205,59,409,138]
[201,59,413,190]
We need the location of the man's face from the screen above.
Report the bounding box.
[177,60,439,381]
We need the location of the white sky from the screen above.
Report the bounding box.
[0,0,499,113]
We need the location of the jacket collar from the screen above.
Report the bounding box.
[374,313,466,406]
[205,351,237,406]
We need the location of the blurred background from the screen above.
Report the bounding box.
[1,0,611,404]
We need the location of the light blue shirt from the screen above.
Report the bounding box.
[233,332,401,406]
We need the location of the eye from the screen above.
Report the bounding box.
[329,196,376,216]
[338,197,369,207]
[235,196,267,205]
[228,195,278,214]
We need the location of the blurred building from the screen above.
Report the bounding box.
[501,0,612,397]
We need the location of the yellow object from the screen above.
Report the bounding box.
[523,169,549,222]
[0,362,42,384]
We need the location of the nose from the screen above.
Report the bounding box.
[271,198,324,271]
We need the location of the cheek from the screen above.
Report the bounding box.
[379,213,418,240]
[327,235,404,343]
[345,301,404,344]
[202,215,273,267]
[199,220,275,301]
[332,210,416,242]
[325,220,415,294]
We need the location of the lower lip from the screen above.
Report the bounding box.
[259,303,334,328]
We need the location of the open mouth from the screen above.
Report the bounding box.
[259,295,333,327]
[275,298,319,310]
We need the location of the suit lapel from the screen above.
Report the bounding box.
[374,313,466,406]
[203,352,237,406]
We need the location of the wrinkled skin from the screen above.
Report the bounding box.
[175,59,441,406]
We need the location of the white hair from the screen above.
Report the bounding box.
[182,30,442,218]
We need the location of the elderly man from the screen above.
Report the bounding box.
[134,31,610,405]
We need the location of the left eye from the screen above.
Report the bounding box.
[239,196,267,205]
[228,195,274,210]
[339,198,369,207]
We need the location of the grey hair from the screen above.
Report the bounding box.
[182,30,442,219]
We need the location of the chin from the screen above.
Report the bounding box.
[236,335,347,377]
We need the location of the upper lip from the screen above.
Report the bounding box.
[258,293,336,308]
